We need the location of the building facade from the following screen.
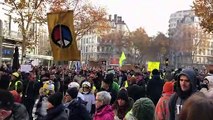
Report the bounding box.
[80,14,130,65]
[169,10,213,68]
[168,10,194,37]
[0,1,50,65]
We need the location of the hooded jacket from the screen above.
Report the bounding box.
[168,68,198,120]
[93,105,114,120]
[67,98,91,120]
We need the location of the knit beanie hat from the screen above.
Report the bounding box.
[103,73,114,85]
[67,87,78,99]
[117,89,129,102]
[132,97,155,120]
[163,81,175,94]
[48,92,63,107]
[0,89,14,110]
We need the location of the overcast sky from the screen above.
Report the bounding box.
[93,0,194,36]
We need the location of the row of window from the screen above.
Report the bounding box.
[197,49,213,56]
[81,36,97,44]
[81,46,113,53]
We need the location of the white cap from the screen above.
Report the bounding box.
[82,81,91,88]
[68,82,80,90]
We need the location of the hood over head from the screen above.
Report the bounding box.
[176,68,197,99]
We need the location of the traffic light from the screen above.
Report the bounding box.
[165,58,169,67]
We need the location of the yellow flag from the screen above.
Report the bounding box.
[147,61,160,72]
[47,11,80,61]
[119,52,126,67]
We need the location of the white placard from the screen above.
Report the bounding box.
[20,65,32,72]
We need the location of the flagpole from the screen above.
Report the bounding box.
[58,16,65,94]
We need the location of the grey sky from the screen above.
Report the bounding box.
[93,0,194,36]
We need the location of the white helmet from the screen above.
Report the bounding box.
[68,82,80,90]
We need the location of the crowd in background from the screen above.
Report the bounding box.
[0,63,213,120]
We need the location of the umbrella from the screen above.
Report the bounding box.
[12,46,20,72]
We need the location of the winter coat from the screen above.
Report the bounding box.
[200,75,213,97]
[168,68,198,120]
[81,92,96,114]
[93,105,114,120]
[124,110,137,120]
[32,96,48,120]
[43,104,68,120]
[9,103,29,120]
[147,75,164,105]
[155,94,172,120]
[67,98,91,120]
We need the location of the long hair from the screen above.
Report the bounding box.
[179,92,213,120]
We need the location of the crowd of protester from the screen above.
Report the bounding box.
[0,63,213,120]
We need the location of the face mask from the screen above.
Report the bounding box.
[82,91,89,94]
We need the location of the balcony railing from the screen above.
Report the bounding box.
[4,30,23,41]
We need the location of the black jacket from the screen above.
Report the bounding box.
[147,75,164,105]
[168,68,198,120]
[67,98,91,120]
[43,104,68,120]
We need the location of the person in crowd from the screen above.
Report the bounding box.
[168,68,198,120]
[0,73,10,90]
[155,81,175,120]
[0,89,14,120]
[147,69,164,105]
[9,72,23,94]
[0,74,29,120]
[9,91,30,120]
[81,81,96,115]
[32,81,55,120]
[22,71,40,120]
[68,81,85,101]
[124,97,155,120]
[118,70,127,88]
[179,92,213,120]
[127,76,146,101]
[113,89,134,120]
[100,73,117,104]
[93,91,114,120]
[200,75,213,97]
[43,92,68,120]
[92,71,103,92]
[63,72,73,94]
[65,87,91,120]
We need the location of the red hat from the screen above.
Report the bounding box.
[10,90,21,103]
[163,81,174,94]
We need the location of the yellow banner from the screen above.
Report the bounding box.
[147,61,160,72]
[47,11,80,61]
